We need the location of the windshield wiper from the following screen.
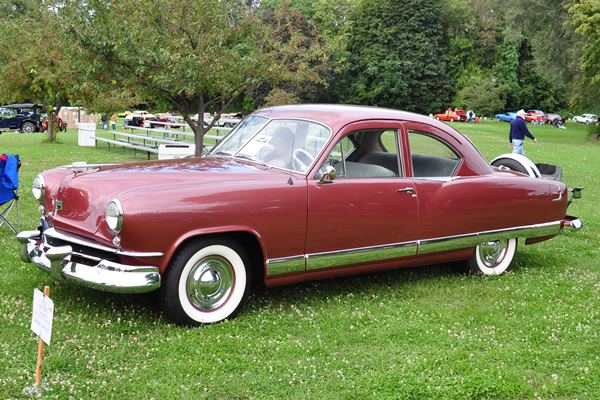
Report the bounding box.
[213,151,232,156]
[234,154,269,167]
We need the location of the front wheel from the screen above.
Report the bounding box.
[160,238,251,326]
[468,238,517,275]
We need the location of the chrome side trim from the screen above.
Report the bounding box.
[266,255,306,276]
[265,220,565,276]
[306,241,417,271]
[418,221,561,255]
[44,227,164,258]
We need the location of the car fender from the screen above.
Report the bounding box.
[161,225,267,273]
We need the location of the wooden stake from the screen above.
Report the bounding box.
[35,286,50,388]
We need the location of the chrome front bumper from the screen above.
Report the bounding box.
[17,230,161,294]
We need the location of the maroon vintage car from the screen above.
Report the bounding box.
[18,105,582,326]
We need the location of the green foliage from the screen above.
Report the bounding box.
[0,0,136,142]
[251,2,333,106]
[568,0,600,112]
[0,0,593,128]
[59,0,328,154]
[338,0,452,113]
[587,123,600,140]
[512,40,567,111]
[455,75,507,116]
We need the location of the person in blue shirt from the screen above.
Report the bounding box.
[510,109,537,155]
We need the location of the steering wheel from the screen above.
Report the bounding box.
[292,149,314,171]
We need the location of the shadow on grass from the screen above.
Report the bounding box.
[47,245,567,325]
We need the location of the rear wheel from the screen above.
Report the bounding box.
[468,238,517,275]
[21,122,35,133]
[160,238,251,326]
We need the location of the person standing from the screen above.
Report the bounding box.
[110,113,117,130]
[510,109,537,155]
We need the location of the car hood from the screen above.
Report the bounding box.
[50,156,294,238]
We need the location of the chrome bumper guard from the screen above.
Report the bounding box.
[17,230,161,294]
[562,215,583,231]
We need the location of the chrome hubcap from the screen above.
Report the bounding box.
[479,240,508,267]
[186,256,234,311]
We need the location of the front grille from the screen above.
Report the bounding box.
[45,234,120,265]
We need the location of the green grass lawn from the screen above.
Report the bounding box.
[0,121,598,399]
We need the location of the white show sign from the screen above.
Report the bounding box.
[30,289,54,346]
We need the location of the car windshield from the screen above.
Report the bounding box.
[211,116,332,173]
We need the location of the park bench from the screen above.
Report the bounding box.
[93,125,232,158]
[94,130,185,158]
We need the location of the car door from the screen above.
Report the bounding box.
[0,109,16,130]
[400,122,471,244]
[305,121,419,271]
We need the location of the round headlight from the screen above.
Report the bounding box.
[32,174,45,203]
[105,199,124,233]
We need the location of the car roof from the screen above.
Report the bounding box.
[3,103,41,109]
[251,104,442,132]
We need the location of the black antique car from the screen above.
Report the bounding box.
[0,103,43,133]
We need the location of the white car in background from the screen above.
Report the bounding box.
[191,113,215,127]
[571,114,598,124]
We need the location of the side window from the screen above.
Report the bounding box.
[321,136,355,177]
[408,130,460,178]
[318,130,401,179]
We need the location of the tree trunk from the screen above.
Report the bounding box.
[183,115,206,157]
[47,110,56,143]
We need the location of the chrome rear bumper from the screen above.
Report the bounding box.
[17,230,161,294]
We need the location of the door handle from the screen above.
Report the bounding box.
[397,187,417,198]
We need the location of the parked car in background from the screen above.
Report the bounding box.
[42,117,68,132]
[526,110,548,123]
[572,114,598,124]
[149,113,182,129]
[546,113,566,128]
[18,104,583,326]
[217,113,244,128]
[0,103,43,133]
[191,113,214,127]
[124,110,157,128]
[495,112,517,122]
[433,109,467,122]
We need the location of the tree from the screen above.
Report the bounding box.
[568,0,600,111]
[250,2,333,107]
[504,0,580,101]
[0,1,133,142]
[455,75,506,116]
[61,0,325,156]
[338,0,452,113]
[0,3,71,141]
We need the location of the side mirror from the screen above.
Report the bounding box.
[319,165,336,184]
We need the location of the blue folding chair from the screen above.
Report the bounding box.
[0,154,20,234]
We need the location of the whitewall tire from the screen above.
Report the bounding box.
[468,238,517,275]
[161,238,251,326]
